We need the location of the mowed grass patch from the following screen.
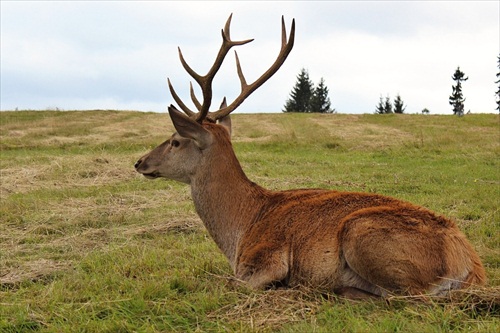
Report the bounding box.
[1,111,499,332]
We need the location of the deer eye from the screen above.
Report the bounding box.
[171,140,180,148]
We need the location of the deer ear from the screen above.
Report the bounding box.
[168,105,212,149]
[217,116,232,137]
[216,97,231,137]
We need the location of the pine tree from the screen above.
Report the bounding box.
[393,94,406,114]
[283,68,313,113]
[449,67,468,116]
[383,96,393,114]
[310,78,333,113]
[496,55,500,113]
[375,95,385,114]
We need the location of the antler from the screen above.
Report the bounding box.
[168,14,295,123]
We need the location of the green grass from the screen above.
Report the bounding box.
[1,111,499,332]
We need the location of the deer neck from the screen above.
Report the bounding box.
[189,143,267,269]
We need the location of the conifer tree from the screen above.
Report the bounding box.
[283,68,313,113]
[449,67,468,116]
[393,94,406,114]
[375,95,385,114]
[383,96,393,114]
[310,78,333,113]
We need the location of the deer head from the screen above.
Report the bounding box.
[135,14,295,183]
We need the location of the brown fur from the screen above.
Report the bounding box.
[135,115,486,299]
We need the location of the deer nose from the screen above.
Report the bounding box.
[134,159,142,169]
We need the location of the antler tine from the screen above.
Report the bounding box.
[235,51,247,90]
[167,78,197,117]
[206,16,295,122]
[189,82,202,111]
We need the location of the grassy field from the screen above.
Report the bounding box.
[0,110,499,332]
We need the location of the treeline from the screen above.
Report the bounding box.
[375,95,406,114]
[283,55,500,115]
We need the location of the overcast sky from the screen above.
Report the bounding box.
[1,1,498,114]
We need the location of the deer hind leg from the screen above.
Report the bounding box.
[336,260,388,298]
[235,242,289,290]
[334,286,381,300]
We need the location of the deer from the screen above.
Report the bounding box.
[134,14,486,299]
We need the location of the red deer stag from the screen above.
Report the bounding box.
[135,14,486,299]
